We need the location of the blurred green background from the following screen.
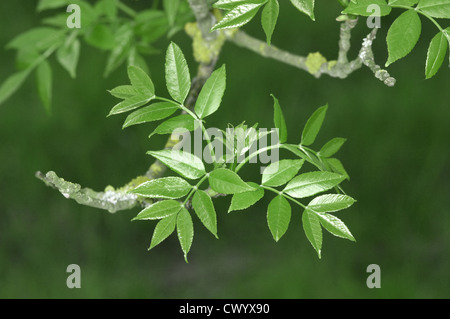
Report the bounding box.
[1,1,449,299]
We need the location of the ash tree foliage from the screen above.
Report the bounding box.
[1,0,448,261]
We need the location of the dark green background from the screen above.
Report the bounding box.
[1,1,449,298]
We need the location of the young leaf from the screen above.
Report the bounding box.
[194,65,226,119]
[262,159,304,187]
[148,214,177,250]
[123,102,178,128]
[425,31,448,79]
[131,177,192,199]
[316,212,355,241]
[417,0,450,19]
[132,200,182,221]
[209,168,256,194]
[318,137,347,158]
[108,94,153,116]
[165,42,191,104]
[211,2,267,31]
[228,182,264,212]
[36,60,52,114]
[56,38,80,79]
[301,104,328,146]
[307,194,356,213]
[267,195,291,242]
[6,27,63,52]
[0,70,30,105]
[192,190,218,238]
[289,0,315,21]
[147,149,206,180]
[261,0,279,45]
[271,94,287,144]
[302,209,322,258]
[127,65,155,97]
[177,207,194,262]
[149,114,196,138]
[109,85,137,99]
[283,171,345,198]
[342,0,392,16]
[386,10,422,67]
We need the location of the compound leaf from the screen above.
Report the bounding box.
[318,137,347,158]
[425,31,448,79]
[302,209,322,258]
[127,65,155,97]
[123,102,178,128]
[211,2,266,31]
[316,212,356,241]
[417,0,450,19]
[307,194,356,213]
[261,0,279,45]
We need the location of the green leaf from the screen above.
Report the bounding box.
[343,0,392,16]
[108,94,153,116]
[56,38,80,79]
[36,60,52,114]
[192,190,218,238]
[283,171,345,198]
[165,42,191,104]
[261,0,279,45]
[445,28,450,67]
[214,0,267,10]
[95,0,118,18]
[127,65,155,97]
[194,65,226,119]
[209,168,256,194]
[131,177,192,199]
[84,24,115,50]
[123,102,178,128]
[104,25,133,77]
[262,159,304,187]
[301,104,328,146]
[425,31,448,79]
[386,10,422,67]
[149,114,196,138]
[211,2,267,31]
[316,212,355,241]
[147,149,206,180]
[307,194,356,213]
[132,200,182,221]
[177,207,194,262]
[0,70,30,105]
[271,94,287,144]
[388,0,418,5]
[163,0,180,26]
[7,27,63,52]
[267,195,291,242]
[290,0,315,21]
[417,0,450,19]
[148,214,177,250]
[325,157,350,180]
[109,85,137,99]
[37,0,70,11]
[228,182,264,212]
[302,209,322,258]
[318,137,347,158]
